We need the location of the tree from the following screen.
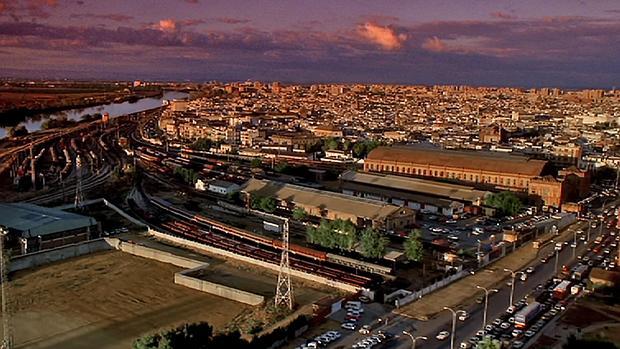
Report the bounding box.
[323,137,339,151]
[352,139,383,158]
[403,229,424,262]
[476,336,501,349]
[306,219,358,251]
[274,161,290,173]
[252,196,277,213]
[485,191,522,216]
[259,196,277,213]
[133,334,160,349]
[190,137,212,151]
[250,158,262,168]
[7,125,28,137]
[332,218,358,251]
[359,227,389,258]
[292,207,307,221]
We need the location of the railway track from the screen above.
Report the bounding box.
[138,195,376,289]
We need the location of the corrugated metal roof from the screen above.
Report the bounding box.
[241,178,405,221]
[0,203,96,238]
[341,170,490,203]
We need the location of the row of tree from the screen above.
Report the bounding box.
[306,218,424,261]
[251,196,277,213]
[134,316,309,349]
[321,138,384,158]
[484,191,522,216]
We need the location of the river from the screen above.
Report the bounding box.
[0,90,189,139]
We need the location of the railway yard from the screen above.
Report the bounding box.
[1,96,618,349]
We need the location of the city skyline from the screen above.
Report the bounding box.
[2,0,620,87]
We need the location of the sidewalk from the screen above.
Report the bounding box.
[395,219,588,320]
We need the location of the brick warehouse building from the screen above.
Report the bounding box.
[363,146,586,209]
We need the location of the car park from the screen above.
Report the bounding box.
[341,322,356,330]
[525,330,536,338]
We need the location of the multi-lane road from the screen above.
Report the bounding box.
[324,198,617,349]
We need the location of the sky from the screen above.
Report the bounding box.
[1,0,620,87]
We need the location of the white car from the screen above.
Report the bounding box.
[436,331,450,340]
[359,325,371,334]
[512,329,523,337]
[525,330,536,338]
[506,306,516,314]
[341,322,356,330]
[458,312,469,321]
[500,322,511,330]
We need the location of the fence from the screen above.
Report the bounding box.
[395,269,469,308]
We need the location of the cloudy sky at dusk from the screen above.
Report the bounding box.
[1,0,620,87]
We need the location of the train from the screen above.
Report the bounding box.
[158,219,370,288]
[149,196,328,261]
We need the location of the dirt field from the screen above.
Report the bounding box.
[196,257,337,305]
[4,251,250,349]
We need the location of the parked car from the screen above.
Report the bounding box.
[436,331,450,340]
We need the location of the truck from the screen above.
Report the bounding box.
[571,264,590,281]
[515,302,543,328]
[553,280,572,300]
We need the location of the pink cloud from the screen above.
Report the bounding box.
[358,22,406,50]
[490,11,516,20]
[158,19,177,32]
[422,36,447,52]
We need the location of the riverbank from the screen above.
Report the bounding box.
[0,89,163,128]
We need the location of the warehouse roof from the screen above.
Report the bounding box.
[367,146,548,177]
[0,203,96,238]
[341,170,490,203]
[241,178,407,221]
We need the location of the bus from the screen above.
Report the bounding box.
[571,264,590,281]
[553,280,572,300]
[515,302,543,328]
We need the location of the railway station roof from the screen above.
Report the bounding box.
[340,170,490,203]
[367,146,549,177]
[0,203,96,238]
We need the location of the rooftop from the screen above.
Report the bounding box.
[341,170,489,203]
[367,146,549,177]
[241,178,406,221]
[0,203,96,238]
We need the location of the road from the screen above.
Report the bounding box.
[325,197,617,349]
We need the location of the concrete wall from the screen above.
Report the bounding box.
[174,266,264,306]
[148,228,359,293]
[116,241,204,269]
[9,238,114,273]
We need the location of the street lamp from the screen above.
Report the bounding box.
[572,231,577,258]
[503,268,524,307]
[475,285,498,331]
[443,306,466,349]
[551,240,560,274]
[402,331,427,349]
